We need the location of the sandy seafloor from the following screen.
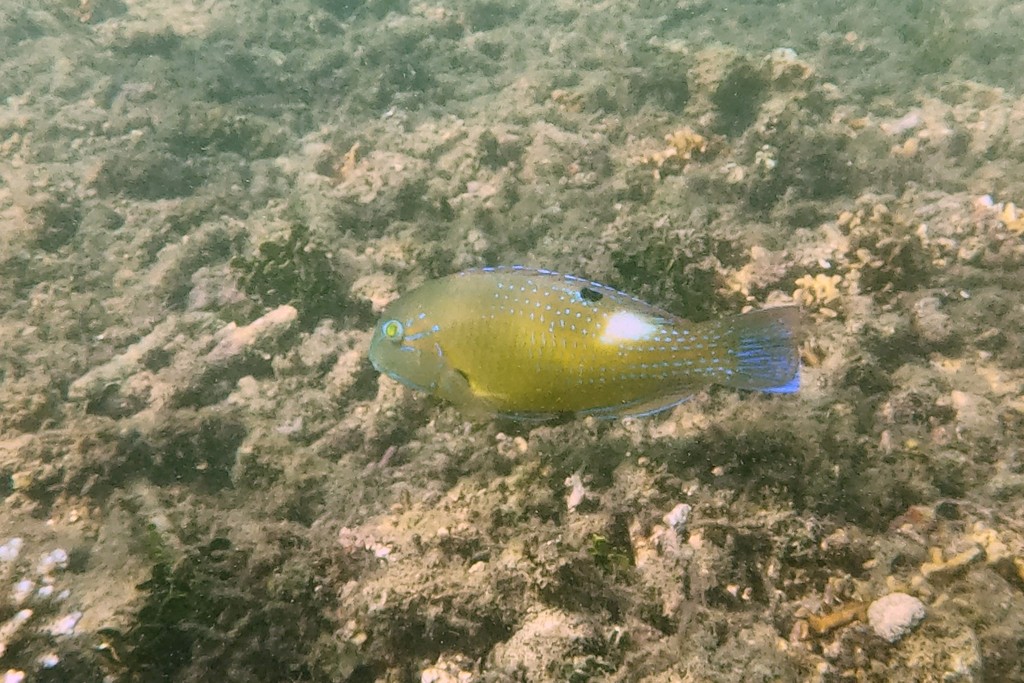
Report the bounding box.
[2,0,1024,680]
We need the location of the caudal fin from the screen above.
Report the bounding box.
[722,306,801,393]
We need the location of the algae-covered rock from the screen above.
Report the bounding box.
[488,608,608,679]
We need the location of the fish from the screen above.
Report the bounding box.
[368,266,800,419]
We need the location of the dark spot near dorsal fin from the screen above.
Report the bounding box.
[580,287,603,302]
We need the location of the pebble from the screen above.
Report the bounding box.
[0,610,33,650]
[36,548,69,575]
[48,611,82,637]
[38,653,60,669]
[420,668,455,683]
[11,579,34,605]
[663,503,692,534]
[565,473,586,511]
[0,538,23,563]
[867,592,926,643]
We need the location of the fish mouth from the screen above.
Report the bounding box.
[369,347,434,393]
[368,348,385,374]
[369,340,414,374]
[383,368,435,393]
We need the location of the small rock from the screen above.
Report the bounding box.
[12,579,34,605]
[10,471,32,490]
[489,608,597,676]
[420,656,474,683]
[205,305,298,364]
[47,611,82,637]
[421,668,452,683]
[565,473,586,512]
[0,609,33,647]
[0,538,23,563]
[36,548,69,575]
[663,503,692,534]
[911,296,954,347]
[867,593,926,643]
[38,653,60,669]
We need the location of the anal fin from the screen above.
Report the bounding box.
[579,391,694,420]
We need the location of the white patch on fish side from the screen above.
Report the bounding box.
[600,310,658,344]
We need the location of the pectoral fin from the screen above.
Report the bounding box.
[435,366,498,419]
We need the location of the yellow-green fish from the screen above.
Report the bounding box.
[369,266,800,419]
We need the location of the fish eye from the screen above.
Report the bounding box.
[381,319,404,340]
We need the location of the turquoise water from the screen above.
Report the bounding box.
[1,0,1023,680]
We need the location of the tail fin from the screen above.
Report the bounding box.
[722,306,801,393]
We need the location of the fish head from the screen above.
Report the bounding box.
[369,299,446,394]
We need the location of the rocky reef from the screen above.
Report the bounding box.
[1,0,1024,681]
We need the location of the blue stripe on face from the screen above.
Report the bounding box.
[405,324,441,342]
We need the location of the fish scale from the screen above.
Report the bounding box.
[369,266,800,419]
